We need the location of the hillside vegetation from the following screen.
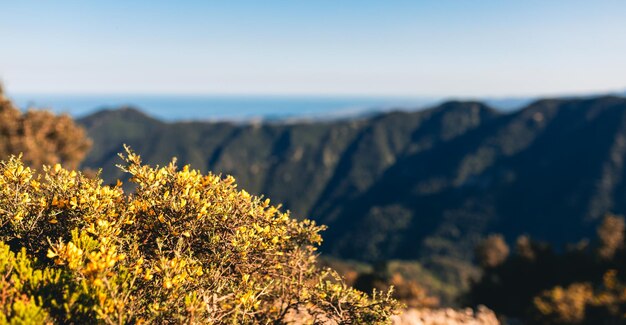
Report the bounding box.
[80,96,626,269]
[466,214,626,323]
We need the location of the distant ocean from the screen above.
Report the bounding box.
[9,94,445,122]
[8,94,534,122]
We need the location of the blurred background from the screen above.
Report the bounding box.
[2,1,626,323]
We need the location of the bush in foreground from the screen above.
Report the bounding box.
[0,146,398,324]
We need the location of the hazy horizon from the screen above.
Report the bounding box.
[7,87,624,121]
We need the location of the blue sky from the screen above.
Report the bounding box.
[1,1,625,97]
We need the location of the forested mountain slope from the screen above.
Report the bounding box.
[79,96,626,263]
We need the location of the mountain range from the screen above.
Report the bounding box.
[78,95,626,266]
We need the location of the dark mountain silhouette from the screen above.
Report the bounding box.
[78,96,626,265]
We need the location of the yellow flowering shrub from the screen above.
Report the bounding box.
[0,146,398,324]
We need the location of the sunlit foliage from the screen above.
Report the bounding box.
[532,282,593,324]
[532,270,626,324]
[468,214,626,324]
[597,214,625,260]
[0,147,398,324]
[474,234,509,268]
[0,86,91,170]
[352,263,439,309]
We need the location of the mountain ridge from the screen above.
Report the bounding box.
[78,95,626,264]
